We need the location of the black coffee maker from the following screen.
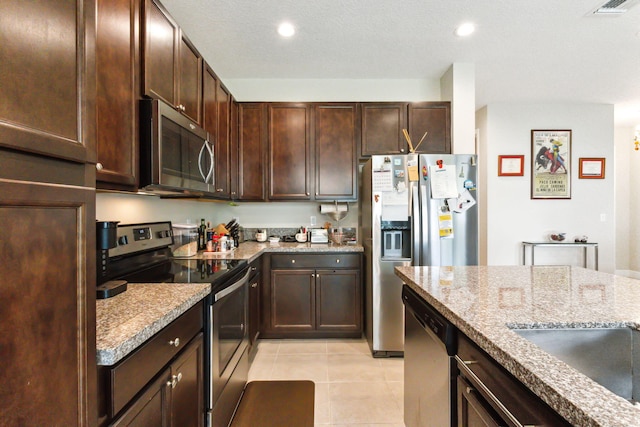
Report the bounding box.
[96,221,127,298]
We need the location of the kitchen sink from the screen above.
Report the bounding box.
[511,327,640,403]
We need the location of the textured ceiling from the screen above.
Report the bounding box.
[161,0,640,125]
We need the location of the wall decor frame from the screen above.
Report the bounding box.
[531,129,571,199]
[498,155,524,176]
[578,157,605,179]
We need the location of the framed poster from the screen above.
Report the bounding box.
[579,157,605,179]
[531,130,571,199]
[498,155,524,176]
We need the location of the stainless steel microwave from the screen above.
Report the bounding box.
[139,98,214,196]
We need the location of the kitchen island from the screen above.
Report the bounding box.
[396,265,640,427]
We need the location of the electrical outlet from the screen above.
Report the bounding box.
[600,213,606,222]
[310,216,316,226]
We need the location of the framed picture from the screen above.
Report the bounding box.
[579,157,605,179]
[531,130,571,199]
[498,155,524,176]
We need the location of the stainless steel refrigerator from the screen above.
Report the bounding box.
[360,154,478,356]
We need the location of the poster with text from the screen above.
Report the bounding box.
[531,130,571,199]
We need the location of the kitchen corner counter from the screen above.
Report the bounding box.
[96,283,210,366]
[395,265,640,427]
[187,241,364,263]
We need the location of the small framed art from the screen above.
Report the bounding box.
[578,157,605,179]
[498,155,524,176]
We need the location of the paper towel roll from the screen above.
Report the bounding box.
[319,203,348,213]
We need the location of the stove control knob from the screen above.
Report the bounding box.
[118,236,128,246]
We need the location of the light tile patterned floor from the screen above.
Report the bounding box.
[248,338,405,427]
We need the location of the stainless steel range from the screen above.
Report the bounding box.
[97,221,250,427]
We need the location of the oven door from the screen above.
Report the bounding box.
[209,267,250,426]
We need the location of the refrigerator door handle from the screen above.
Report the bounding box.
[412,184,420,266]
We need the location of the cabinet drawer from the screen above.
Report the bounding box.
[109,300,204,417]
[271,253,360,269]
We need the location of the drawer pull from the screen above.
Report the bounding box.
[251,282,258,288]
[336,259,340,263]
[291,259,296,264]
[168,338,180,347]
[166,372,182,389]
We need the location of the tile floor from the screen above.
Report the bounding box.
[248,338,405,427]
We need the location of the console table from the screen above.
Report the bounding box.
[521,241,599,270]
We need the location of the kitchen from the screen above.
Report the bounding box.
[2,1,640,427]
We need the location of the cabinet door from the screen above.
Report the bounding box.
[202,64,218,187]
[229,98,239,199]
[143,0,178,106]
[170,334,204,427]
[111,369,170,427]
[238,103,267,200]
[360,103,407,157]
[270,269,315,331]
[268,104,312,200]
[96,0,139,188]
[0,0,95,163]
[0,177,96,427]
[213,82,231,197]
[314,104,358,200]
[457,376,501,427]
[316,269,361,332]
[408,102,451,154]
[178,34,202,124]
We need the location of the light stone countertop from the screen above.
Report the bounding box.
[97,242,363,366]
[395,265,640,427]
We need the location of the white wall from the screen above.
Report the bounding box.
[615,125,633,276]
[477,103,616,273]
[441,63,476,154]
[224,78,440,102]
[96,193,358,230]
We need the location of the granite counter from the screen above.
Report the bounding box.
[395,265,640,427]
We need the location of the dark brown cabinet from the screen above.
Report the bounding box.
[360,102,451,157]
[237,103,268,200]
[111,333,204,427]
[0,1,97,425]
[268,104,312,200]
[314,104,359,200]
[408,102,451,154]
[248,257,263,359]
[142,0,202,124]
[203,64,232,199]
[360,103,407,157]
[103,302,204,427]
[0,0,96,164]
[262,254,362,338]
[95,0,139,188]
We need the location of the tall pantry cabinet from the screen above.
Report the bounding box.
[0,1,97,426]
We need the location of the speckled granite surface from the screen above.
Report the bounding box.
[96,283,210,366]
[395,265,640,427]
[97,243,362,366]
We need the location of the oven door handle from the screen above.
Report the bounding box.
[214,268,251,302]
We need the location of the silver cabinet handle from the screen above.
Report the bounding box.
[168,338,180,347]
[311,273,315,278]
[291,259,296,264]
[251,282,258,288]
[400,148,405,153]
[166,372,182,389]
[96,162,103,171]
[336,259,340,263]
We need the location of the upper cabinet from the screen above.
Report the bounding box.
[314,104,359,200]
[142,0,202,124]
[0,0,96,164]
[238,103,268,201]
[360,102,451,157]
[268,104,312,200]
[95,0,139,188]
[408,102,451,154]
[360,103,408,156]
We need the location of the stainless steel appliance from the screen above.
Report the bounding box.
[99,221,249,427]
[360,154,478,356]
[139,98,215,196]
[403,285,456,427]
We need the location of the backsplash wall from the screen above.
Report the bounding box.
[96,192,359,229]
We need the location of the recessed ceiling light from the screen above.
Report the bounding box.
[278,22,295,38]
[455,22,475,37]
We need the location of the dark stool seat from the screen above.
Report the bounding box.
[230,380,315,427]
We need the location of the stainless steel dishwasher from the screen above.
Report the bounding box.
[403,285,457,427]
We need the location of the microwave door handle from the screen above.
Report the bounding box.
[207,142,214,184]
[198,140,214,184]
[198,142,208,182]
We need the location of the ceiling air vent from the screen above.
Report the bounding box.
[593,0,636,14]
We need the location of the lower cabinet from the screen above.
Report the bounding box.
[99,301,204,427]
[262,253,362,338]
[456,333,570,427]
